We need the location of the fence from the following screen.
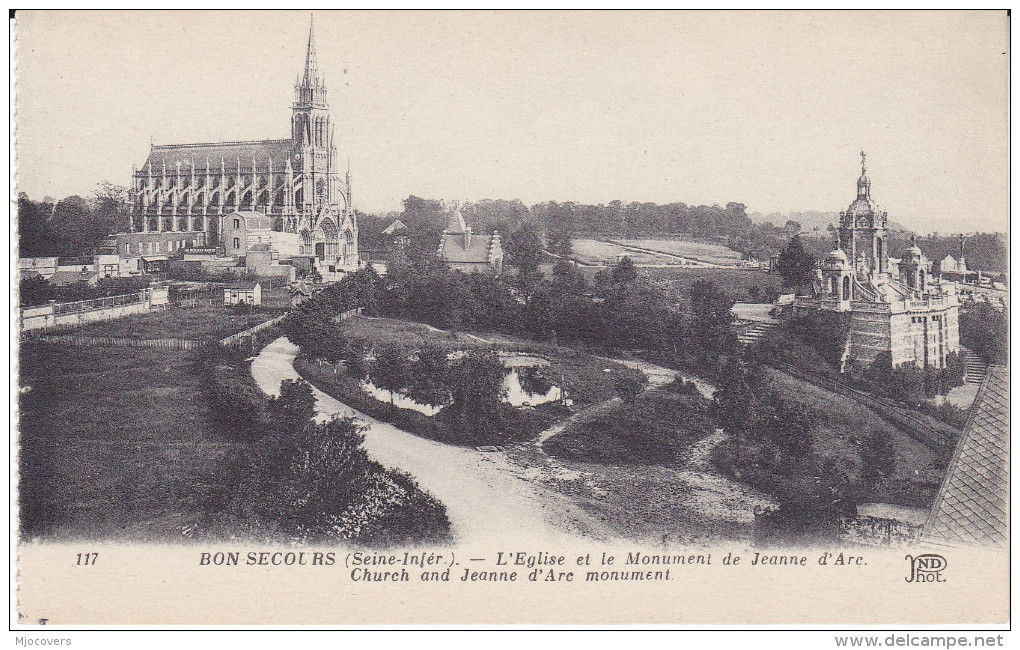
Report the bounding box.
[219,314,288,348]
[34,335,205,350]
[334,307,363,323]
[20,284,171,333]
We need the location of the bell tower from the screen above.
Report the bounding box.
[291,15,338,217]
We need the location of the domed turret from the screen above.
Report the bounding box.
[822,247,850,270]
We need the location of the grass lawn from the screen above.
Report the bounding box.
[73,303,281,341]
[570,238,666,266]
[18,341,242,540]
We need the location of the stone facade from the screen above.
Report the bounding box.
[795,153,960,370]
[127,17,358,275]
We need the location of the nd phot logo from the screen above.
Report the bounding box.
[905,554,947,583]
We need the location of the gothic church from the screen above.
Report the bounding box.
[128,18,358,273]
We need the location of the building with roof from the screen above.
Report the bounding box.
[922,365,1008,547]
[126,17,358,277]
[437,209,503,274]
[794,153,960,369]
[223,281,262,306]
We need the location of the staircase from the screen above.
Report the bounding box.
[961,348,988,384]
[737,321,778,346]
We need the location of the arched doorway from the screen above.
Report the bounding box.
[842,275,851,301]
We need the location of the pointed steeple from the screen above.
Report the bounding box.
[302,15,319,86]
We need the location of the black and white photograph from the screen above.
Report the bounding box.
[10,9,1010,631]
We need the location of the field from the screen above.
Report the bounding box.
[569,239,664,266]
[570,236,745,267]
[611,238,744,265]
[74,303,280,340]
[18,342,239,540]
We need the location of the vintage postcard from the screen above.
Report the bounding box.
[11,10,1009,628]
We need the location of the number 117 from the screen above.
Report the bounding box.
[75,552,98,566]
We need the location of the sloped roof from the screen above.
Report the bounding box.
[141,140,296,173]
[438,232,497,264]
[923,365,1009,547]
[446,210,468,234]
[225,281,261,290]
[382,219,408,235]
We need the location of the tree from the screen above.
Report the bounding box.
[17,194,58,257]
[342,339,370,380]
[687,279,737,367]
[372,344,410,407]
[270,379,318,436]
[444,352,508,440]
[505,223,543,275]
[406,342,450,407]
[611,255,638,284]
[959,302,1007,365]
[860,432,896,484]
[90,181,130,236]
[612,367,648,404]
[19,275,53,307]
[774,235,817,290]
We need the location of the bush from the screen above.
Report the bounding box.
[545,390,712,465]
[612,366,648,404]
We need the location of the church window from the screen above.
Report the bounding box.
[234,218,241,229]
[233,237,241,250]
[842,276,850,301]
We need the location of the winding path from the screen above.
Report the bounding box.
[251,337,611,547]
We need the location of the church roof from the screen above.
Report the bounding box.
[142,139,296,173]
[923,365,1009,547]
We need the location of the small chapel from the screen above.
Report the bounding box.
[125,17,358,277]
[795,153,960,370]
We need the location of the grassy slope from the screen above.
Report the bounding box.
[767,369,941,485]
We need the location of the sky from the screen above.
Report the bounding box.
[14,10,1009,234]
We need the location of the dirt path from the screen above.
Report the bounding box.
[251,337,613,547]
[532,355,772,533]
[672,429,776,527]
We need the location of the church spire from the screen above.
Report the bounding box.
[303,15,319,86]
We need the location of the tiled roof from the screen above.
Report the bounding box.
[439,232,496,264]
[923,365,1009,547]
[141,140,296,173]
